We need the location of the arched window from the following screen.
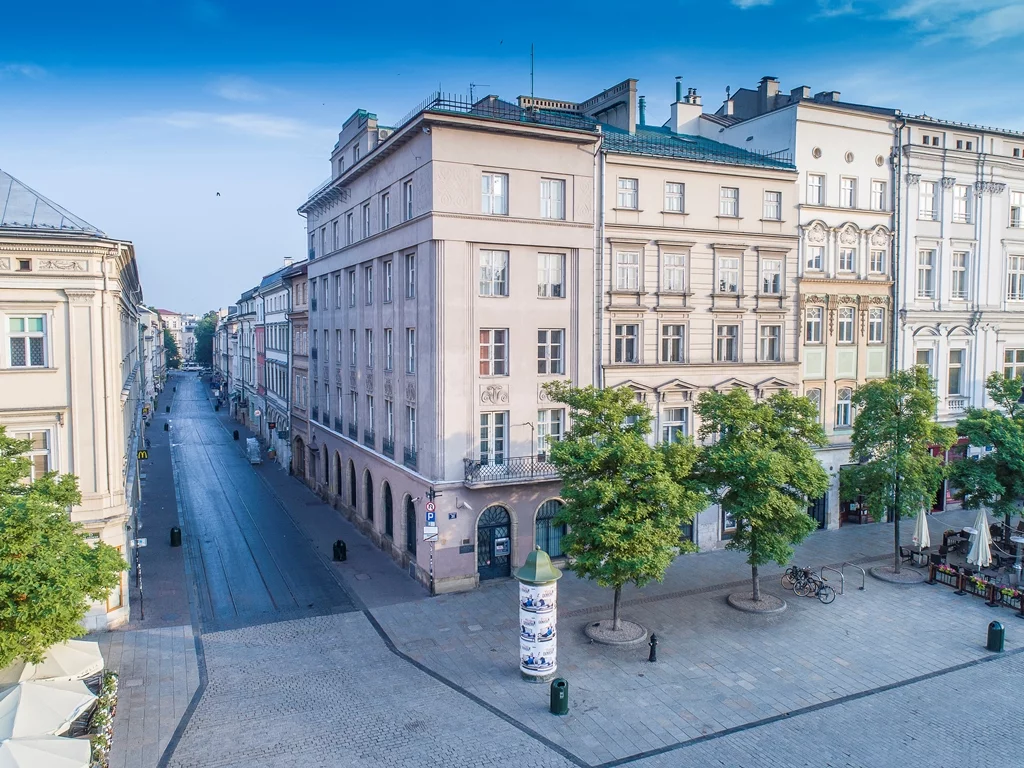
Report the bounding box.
[364,470,374,521]
[334,452,342,495]
[405,497,417,555]
[383,482,394,538]
[535,500,567,558]
[323,448,329,488]
[836,387,853,428]
[348,461,357,508]
[805,388,821,423]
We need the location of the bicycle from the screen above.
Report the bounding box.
[782,566,813,590]
[795,572,836,604]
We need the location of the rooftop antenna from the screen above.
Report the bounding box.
[469,82,490,102]
[726,85,731,103]
[531,43,535,99]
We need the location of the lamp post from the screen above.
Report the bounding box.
[517,547,562,682]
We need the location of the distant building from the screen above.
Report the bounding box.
[259,261,293,467]
[285,260,309,479]
[0,168,145,629]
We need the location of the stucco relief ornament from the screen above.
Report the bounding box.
[839,228,858,246]
[870,229,889,247]
[806,223,827,244]
[905,173,921,186]
[537,384,553,403]
[348,369,357,388]
[479,384,508,404]
[802,294,827,306]
[0,258,9,270]
[406,382,416,403]
[39,259,86,271]
[838,295,859,305]
[383,377,394,398]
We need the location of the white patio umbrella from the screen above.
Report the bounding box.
[0,680,96,740]
[0,735,90,768]
[912,508,931,550]
[0,641,103,686]
[967,508,993,570]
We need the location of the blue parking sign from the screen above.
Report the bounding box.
[426,510,436,524]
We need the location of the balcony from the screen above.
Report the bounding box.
[321,411,330,426]
[334,417,343,433]
[363,429,375,449]
[309,247,316,261]
[311,348,318,360]
[946,397,969,414]
[311,406,319,421]
[403,447,417,470]
[311,298,318,312]
[382,437,395,458]
[463,454,559,486]
[348,423,357,439]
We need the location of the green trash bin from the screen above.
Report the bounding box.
[170,526,182,547]
[987,621,1005,652]
[550,678,568,715]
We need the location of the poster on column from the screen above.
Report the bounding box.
[519,582,557,677]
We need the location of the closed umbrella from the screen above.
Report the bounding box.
[0,680,96,740]
[0,641,103,686]
[912,508,931,550]
[0,736,90,768]
[967,508,993,570]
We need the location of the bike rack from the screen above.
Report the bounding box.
[820,565,844,595]
[841,562,866,592]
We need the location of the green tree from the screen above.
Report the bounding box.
[193,311,218,368]
[542,382,707,631]
[163,328,181,369]
[948,373,1024,548]
[0,427,126,667]
[840,367,955,574]
[695,388,830,602]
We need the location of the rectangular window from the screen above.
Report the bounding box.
[537,253,565,298]
[479,329,508,375]
[350,391,358,427]
[870,250,886,273]
[719,187,739,217]
[479,250,509,296]
[1004,349,1024,380]
[406,328,416,374]
[366,394,374,428]
[615,252,640,291]
[348,270,356,307]
[663,253,686,292]
[12,430,50,479]
[364,265,374,305]
[840,177,857,208]
[916,349,933,377]
[383,260,393,303]
[384,328,393,370]
[405,254,416,298]
[332,273,341,309]
[1008,255,1024,301]
[332,220,339,250]
[664,182,684,213]
[661,408,689,444]
[540,178,565,219]
[807,174,825,205]
[838,307,855,344]
[868,308,884,343]
[363,329,374,368]
[7,316,46,367]
[381,193,390,230]
[347,213,354,244]
[761,258,782,294]
[385,399,394,441]
[871,180,886,211]
[661,324,685,363]
[839,248,856,272]
[349,329,357,366]
[320,227,326,255]
[718,256,739,293]
[835,388,852,428]
[362,203,370,238]
[1011,192,1024,228]
[479,412,508,465]
[617,178,638,209]
[953,185,972,223]
[951,252,968,299]
[805,307,823,343]
[614,324,639,363]
[536,409,563,455]
[948,349,964,395]
[335,329,343,363]
[919,181,937,220]
[403,180,413,221]
[759,325,781,361]
[917,250,935,298]
[481,172,508,215]
[763,190,782,220]
[716,324,738,362]
[407,406,417,447]
[806,246,823,271]
[537,329,564,374]
[353,144,360,163]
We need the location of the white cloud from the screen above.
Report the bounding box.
[886,1,1024,45]
[0,63,46,79]
[815,0,855,17]
[142,111,324,140]
[209,76,267,103]
[731,0,773,8]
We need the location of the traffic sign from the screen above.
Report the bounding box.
[254,409,262,417]
[423,525,439,542]
[131,538,148,548]
[137,450,149,460]
[425,510,436,525]
[425,501,436,513]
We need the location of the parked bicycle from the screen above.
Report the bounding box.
[781,566,813,591]
[795,572,836,604]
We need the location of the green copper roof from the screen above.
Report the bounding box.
[516,547,563,584]
[601,125,794,170]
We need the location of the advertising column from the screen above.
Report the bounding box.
[516,547,562,682]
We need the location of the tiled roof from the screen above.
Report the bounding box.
[601,125,794,170]
[0,168,104,235]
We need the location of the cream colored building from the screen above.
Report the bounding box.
[0,169,143,629]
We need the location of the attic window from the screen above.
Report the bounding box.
[1015,148,1022,158]
[17,259,31,272]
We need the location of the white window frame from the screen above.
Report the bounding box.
[806,389,821,423]
[11,429,52,480]
[536,408,563,456]
[613,323,639,363]
[381,193,390,230]
[384,260,393,303]
[540,178,565,220]
[406,328,416,374]
[807,174,825,206]
[537,329,564,375]
[718,256,739,293]
[763,190,782,220]
[719,187,739,217]
[617,178,638,209]
[348,269,356,307]
[403,180,413,221]
[806,245,823,271]
[661,407,689,444]
[1008,255,1024,301]
[759,324,781,362]
[615,252,640,291]
[716,324,739,362]
[1004,349,1024,380]
[870,180,886,211]
[664,182,684,213]
[837,307,855,344]
[951,252,968,300]
[5,315,48,368]
[838,248,856,272]
[868,308,885,344]
[385,398,394,441]
[365,329,374,369]
[479,329,508,376]
[364,265,374,305]
[919,181,938,220]
[917,250,936,299]
[349,329,357,366]
[1011,191,1024,228]
[869,249,886,274]
[805,307,823,344]
[538,253,565,298]
[840,177,857,209]
[479,250,509,297]
[405,253,416,299]
[479,412,508,465]
[948,349,964,396]
[407,405,417,447]
[662,253,686,292]
[761,258,782,295]
[953,185,972,223]
[481,172,509,215]
[661,324,685,363]
[384,328,394,371]
[835,388,853,428]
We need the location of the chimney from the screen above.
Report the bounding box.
[669,80,703,135]
[790,85,810,100]
[814,90,841,103]
[675,76,683,103]
[284,256,294,267]
[638,96,646,127]
[758,76,780,114]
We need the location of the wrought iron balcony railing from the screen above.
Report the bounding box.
[382,437,395,458]
[321,411,330,426]
[310,347,318,360]
[363,429,375,449]
[334,417,344,433]
[311,406,319,421]
[311,298,318,311]
[463,454,558,485]
[348,423,357,439]
[403,447,417,470]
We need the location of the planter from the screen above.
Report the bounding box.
[998,590,1023,610]
[933,568,959,588]
[964,578,989,598]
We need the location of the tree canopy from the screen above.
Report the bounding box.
[840,367,955,572]
[542,382,706,631]
[163,328,181,369]
[695,388,830,602]
[193,311,218,368]
[0,427,126,667]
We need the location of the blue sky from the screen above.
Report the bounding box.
[2,0,1022,312]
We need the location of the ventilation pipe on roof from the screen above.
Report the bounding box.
[638,96,646,127]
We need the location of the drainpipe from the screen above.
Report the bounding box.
[891,116,906,373]
[595,128,606,388]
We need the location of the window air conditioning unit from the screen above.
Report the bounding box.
[378,129,392,141]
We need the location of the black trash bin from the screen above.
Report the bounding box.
[333,539,347,562]
[170,526,182,547]
[166,406,170,412]
[233,430,239,441]
[550,678,568,715]
[164,423,169,431]
[987,621,1005,652]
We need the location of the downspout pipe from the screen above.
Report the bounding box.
[892,115,906,374]
[595,128,606,388]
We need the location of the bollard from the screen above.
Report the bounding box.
[987,621,1005,652]
[164,423,169,431]
[215,404,220,412]
[233,430,239,441]
[173,386,176,392]
[166,406,170,413]
[648,633,658,663]
[333,539,347,562]
[170,526,182,547]
[549,678,568,715]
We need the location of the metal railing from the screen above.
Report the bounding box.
[311,298,318,312]
[348,423,357,439]
[321,411,330,426]
[363,429,375,448]
[382,437,395,458]
[310,347,318,360]
[311,406,318,421]
[403,447,417,470]
[334,417,343,433]
[394,91,601,137]
[463,454,559,484]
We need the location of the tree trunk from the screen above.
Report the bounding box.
[612,585,622,631]
[751,564,760,602]
[893,509,901,575]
